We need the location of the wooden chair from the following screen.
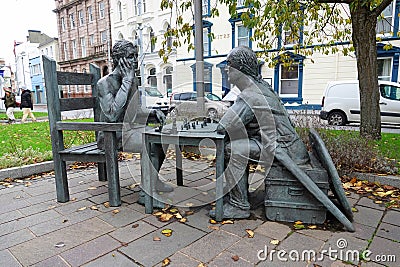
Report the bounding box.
[42,55,123,206]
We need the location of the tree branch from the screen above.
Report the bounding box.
[372,0,394,18]
[316,0,352,4]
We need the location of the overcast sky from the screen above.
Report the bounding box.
[0,0,58,65]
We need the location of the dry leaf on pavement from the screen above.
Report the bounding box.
[245,229,254,238]
[161,229,173,237]
[270,239,280,245]
[162,258,171,266]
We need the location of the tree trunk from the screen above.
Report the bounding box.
[350,5,381,139]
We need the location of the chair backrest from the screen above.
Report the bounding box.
[42,55,101,125]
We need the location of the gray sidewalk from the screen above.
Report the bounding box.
[0,156,399,267]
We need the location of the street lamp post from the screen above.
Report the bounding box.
[194,0,205,115]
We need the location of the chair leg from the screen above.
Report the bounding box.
[54,160,69,202]
[104,132,121,206]
[98,163,107,181]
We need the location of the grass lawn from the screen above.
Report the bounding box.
[0,111,48,120]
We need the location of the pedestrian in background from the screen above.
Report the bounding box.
[2,87,16,124]
[20,86,36,123]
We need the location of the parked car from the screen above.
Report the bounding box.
[320,80,400,126]
[169,92,230,119]
[141,87,169,114]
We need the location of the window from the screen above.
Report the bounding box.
[283,25,301,46]
[78,10,84,26]
[163,66,173,95]
[202,0,210,16]
[133,0,138,15]
[377,58,392,81]
[87,6,93,22]
[69,13,75,29]
[45,48,49,56]
[147,67,157,87]
[30,64,41,75]
[190,62,213,93]
[72,40,77,59]
[63,42,68,60]
[100,31,107,43]
[237,0,245,7]
[142,0,146,13]
[380,84,400,101]
[118,1,123,21]
[83,68,89,93]
[150,28,155,52]
[280,63,299,95]
[377,3,393,34]
[61,17,66,31]
[50,46,53,57]
[80,37,86,57]
[203,28,210,56]
[89,34,95,46]
[237,24,249,47]
[99,2,105,18]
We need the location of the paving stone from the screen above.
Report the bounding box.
[254,221,292,240]
[23,182,57,197]
[353,206,384,228]
[0,190,30,202]
[157,186,204,206]
[297,229,333,242]
[0,210,24,224]
[180,229,240,263]
[208,251,254,266]
[375,222,400,242]
[0,249,22,267]
[0,228,35,251]
[184,207,215,233]
[29,208,99,236]
[360,261,387,266]
[82,251,139,267]
[87,193,110,205]
[322,233,369,265]
[32,256,70,267]
[54,199,95,215]
[228,232,274,265]
[382,209,400,226]
[349,223,376,241]
[142,214,175,228]
[26,191,58,205]
[311,255,358,267]
[154,252,202,267]
[0,198,31,215]
[110,220,156,243]
[357,197,386,211]
[277,232,324,256]
[0,209,61,237]
[119,221,206,266]
[9,217,114,266]
[97,206,145,228]
[220,217,264,237]
[368,236,400,266]
[61,235,121,266]
[256,258,308,266]
[19,199,60,216]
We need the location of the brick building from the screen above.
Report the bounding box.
[53,0,112,98]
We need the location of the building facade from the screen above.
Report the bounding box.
[54,0,112,98]
[109,0,400,110]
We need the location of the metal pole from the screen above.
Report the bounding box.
[138,0,145,105]
[194,0,205,115]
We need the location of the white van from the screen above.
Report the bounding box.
[320,80,400,126]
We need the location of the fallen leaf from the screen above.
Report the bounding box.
[221,220,234,225]
[90,205,99,210]
[54,242,65,248]
[87,187,97,190]
[350,177,357,184]
[48,205,56,209]
[160,213,174,222]
[132,223,139,228]
[71,197,77,201]
[112,254,115,257]
[103,202,110,208]
[179,218,187,223]
[77,207,87,211]
[169,208,179,213]
[208,225,220,231]
[185,210,194,216]
[245,229,254,238]
[162,258,171,266]
[112,209,120,214]
[294,224,305,230]
[294,221,303,225]
[374,200,383,204]
[270,239,280,245]
[25,182,32,187]
[185,202,194,207]
[153,236,161,241]
[209,219,218,224]
[308,225,317,229]
[161,229,173,237]
[121,242,128,247]
[175,213,183,219]
[62,219,68,223]
[197,263,206,267]
[232,255,239,261]
[352,207,358,212]
[153,211,164,216]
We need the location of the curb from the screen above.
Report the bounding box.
[352,172,400,188]
[0,161,55,180]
